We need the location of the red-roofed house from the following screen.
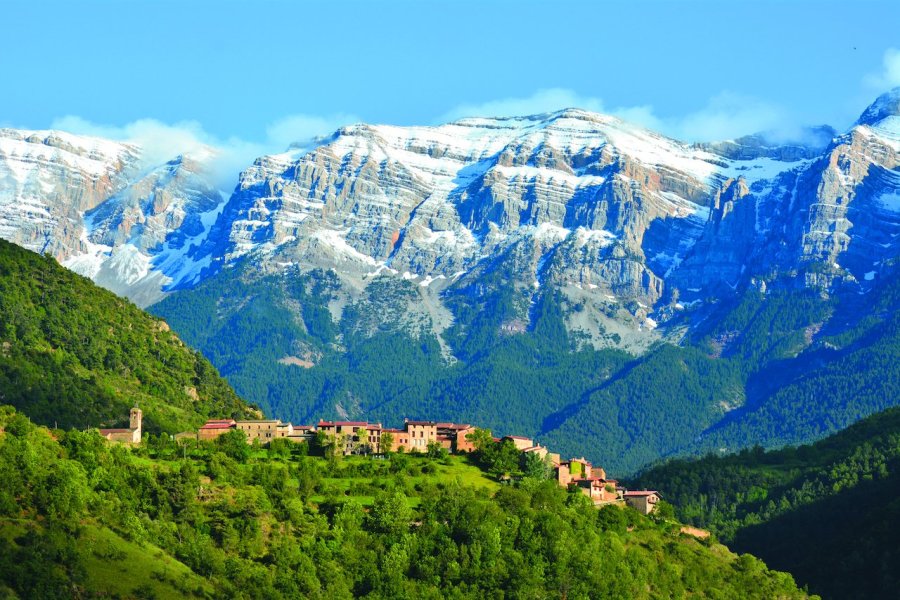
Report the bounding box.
[436,423,475,452]
[198,418,236,441]
[236,420,281,443]
[522,445,548,460]
[624,490,662,514]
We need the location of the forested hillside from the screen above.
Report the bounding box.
[153,258,900,474]
[632,405,900,599]
[0,239,256,433]
[0,406,813,599]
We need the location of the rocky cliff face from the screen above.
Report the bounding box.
[191,109,814,343]
[0,129,139,259]
[0,128,227,306]
[1,90,899,349]
[65,152,227,306]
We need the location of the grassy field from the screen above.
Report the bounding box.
[0,519,213,598]
[78,524,214,598]
[309,453,500,506]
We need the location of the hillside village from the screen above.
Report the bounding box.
[97,408,661,513]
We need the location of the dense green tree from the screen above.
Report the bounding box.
[216,429,251,463]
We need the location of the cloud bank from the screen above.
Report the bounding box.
[864,47,900,90]
[50,112,358,190]
[439,88,791,143]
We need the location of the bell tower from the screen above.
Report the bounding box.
[130,406,143,435]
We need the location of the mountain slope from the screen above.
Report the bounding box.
[631,404,900,599]
[0,238,256,432]
[0,405,813,599]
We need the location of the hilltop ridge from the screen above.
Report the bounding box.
[0,238,257,432]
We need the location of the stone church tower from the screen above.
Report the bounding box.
[130,406,143,442]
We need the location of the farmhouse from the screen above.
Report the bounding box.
[405,419,438,451]
[315,419,476,454]
[624,490,662,514]
[198,419,236,441]
[381,428,409,452]
[236,419,281,443]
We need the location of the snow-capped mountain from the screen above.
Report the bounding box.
[0,129,138,259]
[0,129,227,306]
[1,89,899,346]
[188,106,847,345]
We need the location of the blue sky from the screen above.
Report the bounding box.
[3,0,900,163]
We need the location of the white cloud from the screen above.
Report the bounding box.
[265,113,358,150]
[665,92,788,142]
[439,88,607,122]
[864,47,900,90]
[438,88,789,142]
[51,116,215,167]
[49,112,357,190]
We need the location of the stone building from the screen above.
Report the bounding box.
[504,435,534,451]
[556,457,593,486]
[198,419,236,441]
[99,407,142,444]
[236,420,280,444]
[572,477,621,504]
[380,428,409,452]
[436,423,475,452]
[286,425,315,444]
[624,490,661,514]
[318,420,380,454]
[404,420,437,452]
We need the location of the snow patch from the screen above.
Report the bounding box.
[313,229,378,266]
[876,191,900,212]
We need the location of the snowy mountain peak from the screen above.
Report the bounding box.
[856,87,900,127]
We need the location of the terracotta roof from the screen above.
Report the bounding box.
[318,420,369,427]
[436,423,472,430]
[365,424,383,430]
[381,428,404,433]
[624,490,660,497]
[200,423,235,430]
[405,420,437,426]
